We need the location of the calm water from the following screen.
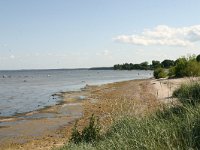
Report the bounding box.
[0,69,152,117]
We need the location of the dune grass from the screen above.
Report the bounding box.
[173,81,200,105]
[60,82,200,150]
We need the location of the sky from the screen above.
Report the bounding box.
[0,0,200,70]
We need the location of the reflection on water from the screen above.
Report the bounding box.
[0,69,152,116]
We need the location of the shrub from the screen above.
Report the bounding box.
[168,67,175,78]
[153,68,167,79]
[174,56,200,78]
[70,121,82,144]
[70,114,101,144]
[174,57,188,77]
[81,114,101,143]
[185,60,200,77]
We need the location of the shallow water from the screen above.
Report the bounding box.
[0,69,152,117]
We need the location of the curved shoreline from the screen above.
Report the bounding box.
[0,77,152,120]
[0,69,153,118]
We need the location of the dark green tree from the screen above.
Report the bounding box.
[196,54,200,62]
[140,61,149,70]
[114,64,122,70]
[161,59,175,68]
[152,60,161,69]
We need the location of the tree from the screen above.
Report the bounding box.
[196,54,200,62]
[114,64,122,70]
[174,58,188,77]
[161,59,175,68]
[140,61,148,67]
[140,61,149,70]
[152,60,161,69]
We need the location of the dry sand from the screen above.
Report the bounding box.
[152,77,199,103]
[0,77,194,150]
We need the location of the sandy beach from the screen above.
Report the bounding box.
[0,77,193,150]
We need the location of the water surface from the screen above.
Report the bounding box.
[0,69,152,116]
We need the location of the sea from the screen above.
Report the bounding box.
[0,69,153,117]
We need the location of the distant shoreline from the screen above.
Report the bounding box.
[0,67,114,71]
[0,67,157,71]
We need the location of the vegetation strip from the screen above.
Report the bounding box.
[61,81,200,150]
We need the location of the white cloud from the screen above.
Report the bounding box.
[114,25,200,47]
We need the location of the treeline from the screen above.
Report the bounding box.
[114,62,150,70]
[113,54,200,79]
[89,67,113,70]
[113,59,175,70]
[154,54,200,79]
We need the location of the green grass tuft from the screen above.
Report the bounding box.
[173,82,200,105]
[70,114,101,144]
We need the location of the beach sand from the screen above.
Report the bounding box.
[0,78,194,150]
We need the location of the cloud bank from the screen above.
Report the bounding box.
[114,25,200,46]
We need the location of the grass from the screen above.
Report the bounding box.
[60,81,200,150]
[173,81,200,105]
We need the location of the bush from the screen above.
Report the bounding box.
[81,114,101,143]
[173,82,200,105]
[70,121,82,144]
[153,68,167,79]
[168,67,175,78]
[70,114,101,144]
[185,60,200,77]
[173,56,200,78]
[174,57,188,77]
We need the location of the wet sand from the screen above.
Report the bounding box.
[0,78,193,150]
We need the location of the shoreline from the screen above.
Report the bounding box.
[0,75,151,119]
[0,77,193,150]
[0,77,151,120]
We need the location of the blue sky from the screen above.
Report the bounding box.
[0,0,200,69]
